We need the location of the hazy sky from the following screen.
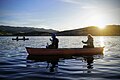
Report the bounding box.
[0,0,120,30]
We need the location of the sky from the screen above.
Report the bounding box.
[0,0,120,31]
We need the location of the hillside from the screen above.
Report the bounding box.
[57,25,120,36]
[0,25,120,36]
[0,25,58,36]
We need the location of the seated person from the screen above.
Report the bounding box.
[46,33,59,49]
[82,34,94,48]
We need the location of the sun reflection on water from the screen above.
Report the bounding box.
[99,36,106,54]
[100,36,105,47]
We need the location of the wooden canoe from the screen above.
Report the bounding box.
[26,47,104,56]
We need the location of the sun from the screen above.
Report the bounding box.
[97,25,106,29]
[85,14,107,29]
[91,16,106,29]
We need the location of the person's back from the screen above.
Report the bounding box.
[87,35,94,48]
[82,34,94,48]
[52,37,59,49]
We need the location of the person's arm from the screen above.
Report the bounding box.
[82,40,88,44]
[50,38,53,41]
[57,38,59,43]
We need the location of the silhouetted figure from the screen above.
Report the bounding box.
[16,36,18,39]
[23,36,25,41]
[16,36,19,41]
[46,33,59,49]
[23,36,25,39]
[82,34,94,48]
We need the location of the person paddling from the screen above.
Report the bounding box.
[82,34,94,48]
[46,33,59,49]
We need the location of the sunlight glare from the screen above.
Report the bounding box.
[100,37,105,47]
[85,14,107,29]
[98,25,106,29]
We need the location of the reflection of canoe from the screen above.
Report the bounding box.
[27,55,65,61]
[12,38,29,40]
[26,47,104,56]
[27,54,103,72]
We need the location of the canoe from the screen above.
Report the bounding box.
[12,38,29,40]
[26,47,104,56]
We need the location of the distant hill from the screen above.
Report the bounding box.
[57,25,120,36]
[0,25,120,36]
[0,25,58,36]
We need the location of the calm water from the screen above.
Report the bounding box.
[0,36,120,80]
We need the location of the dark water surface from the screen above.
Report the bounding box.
[0,36,120,80]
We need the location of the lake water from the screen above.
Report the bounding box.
[0,36,120,80]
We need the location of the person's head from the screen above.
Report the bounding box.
[51,33,56,39]
[87,34,92,38]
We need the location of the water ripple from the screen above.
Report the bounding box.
[0,36,120,80]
